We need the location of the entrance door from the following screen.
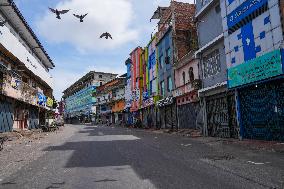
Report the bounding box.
[239,81,284,141]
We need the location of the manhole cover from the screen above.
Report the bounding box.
[205,154,235,161]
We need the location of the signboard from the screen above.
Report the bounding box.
[47,97,54,107]
[227,0,267,29]
[228,49,283,88]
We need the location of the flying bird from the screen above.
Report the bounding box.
[0,20,6,27]
[100,32,113,39]
[49,8,70,19]
[73,13,88,22]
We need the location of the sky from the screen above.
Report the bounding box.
[14,0,194,100]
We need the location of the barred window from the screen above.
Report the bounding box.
[203,50,221,78]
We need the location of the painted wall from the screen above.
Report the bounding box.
[221,0,283,70]
[0,13,53,87]
[65,86,96,116]
[196,2,223,47]
[196,0,213,13]
[157,29,174,98]
[175,59,199,89]
[201,41,227,88]
[147,37,158,97]
[112,100,125,113]
[130,47,142,112]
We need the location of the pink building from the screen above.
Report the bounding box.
[173,52,201,129]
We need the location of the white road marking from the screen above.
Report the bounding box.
[247,161,270,165]
[98,132,104,136]
[181,144,192,147]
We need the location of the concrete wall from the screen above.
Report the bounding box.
[0,12,53,87]
[197,2,223,47]
[200,40,226,88]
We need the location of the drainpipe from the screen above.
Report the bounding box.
[202,97,208,136]
[235,89,243,140]
[176,102,179,131]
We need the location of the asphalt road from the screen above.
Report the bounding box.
[1,125,284,189]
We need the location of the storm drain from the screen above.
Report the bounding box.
[204,154,235,161]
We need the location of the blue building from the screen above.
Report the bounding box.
[221,0,284,141]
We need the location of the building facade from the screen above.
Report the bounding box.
[124,58,133,125]
[173,52,201,129]
[63,71,117,124]
[152,1,196,129]
[221,0,284,141]
[95,77,126,125]
[195,0,238,138]
[129,47,143,124]
[0,0,55,131]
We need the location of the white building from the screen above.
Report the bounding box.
[0,0,55,131]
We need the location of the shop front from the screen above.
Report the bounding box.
[157,96,177,130]
[228,49,284,141]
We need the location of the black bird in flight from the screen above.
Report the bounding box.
[49,8,70,19]
[100,32,113,39]
[0,20,6,27]
[73,13,88,22]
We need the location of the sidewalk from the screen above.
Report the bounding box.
[0,126,77,181]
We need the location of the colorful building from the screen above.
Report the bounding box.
[63,71,117,124]
[173,52,201,129]
[221,0,284,141]
[152,1,196,129]
[130,47,143,118]
[95,76,126,125]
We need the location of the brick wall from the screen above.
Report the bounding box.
[171,1,197,60]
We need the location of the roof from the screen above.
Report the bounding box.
[0,0,54,68]
[151,6,170,20]
[63,71,118,94]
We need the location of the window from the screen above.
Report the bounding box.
[189,67,194,82]
[98,98,100,102]
[100,82,103,86]
[166,48,171,64]
[203,50,221,78]
[99,75,102,78]
[159,54,164,69]
[167,76,172,92]
[160,81,165,96]
[182,72,186,85]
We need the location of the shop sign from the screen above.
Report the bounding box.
[47,97,54,107]
[228,49,283,88]
[227,0,267,29]
[37,92,47,106]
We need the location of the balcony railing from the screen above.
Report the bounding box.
[173,79,201,97]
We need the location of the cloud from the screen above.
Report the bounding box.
[36,0,138,53]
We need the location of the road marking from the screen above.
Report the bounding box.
[247,161,270,165]
[181,144,192,147]
[98,132,104,136]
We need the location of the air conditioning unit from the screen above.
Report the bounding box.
[165,56,170,64]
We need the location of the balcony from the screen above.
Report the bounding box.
[173,79,202,97]
[1,75,39,105]
[20,82,38,105]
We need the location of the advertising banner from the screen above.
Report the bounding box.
[228,49,283,88]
